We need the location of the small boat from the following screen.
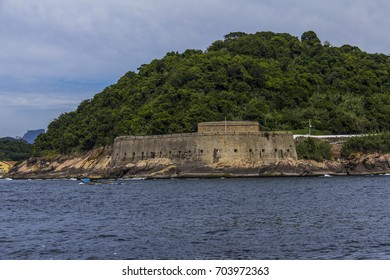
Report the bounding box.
[79,178,115,185]
[80,178,91,184]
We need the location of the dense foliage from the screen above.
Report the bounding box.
[34,31,390,155]
[0,138,32,161]
[341,133,390,158]
[296,137,332,161]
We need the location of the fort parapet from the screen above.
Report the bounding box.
[198,121,260,133]
[112,121,297,167]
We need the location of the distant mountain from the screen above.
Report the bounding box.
[22,129,45,144]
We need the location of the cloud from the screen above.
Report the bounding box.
[2,1,389,79]
[0,92,79,109]
[1,0,390,136]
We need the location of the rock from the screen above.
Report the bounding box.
[121,158,177,178]
[7,147,113,179]
[258,159,346,177]
[7,147,390,179]
[345,153,390,175]
[22,129,45,144]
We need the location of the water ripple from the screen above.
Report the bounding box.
[0,177,389,259]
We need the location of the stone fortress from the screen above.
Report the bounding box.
[112,121,297,168]
[9,121,390,179]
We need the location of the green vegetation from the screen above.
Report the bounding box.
[293,128,332,135]
[0,138,32,161]
[296,137,332,161]
[341,133,390,158]
[34,31,390,155]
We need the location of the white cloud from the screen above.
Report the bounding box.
[0,92,79,109]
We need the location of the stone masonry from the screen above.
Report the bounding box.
[112,121,297,167]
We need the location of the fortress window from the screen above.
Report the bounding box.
[234,149,238,153]
[200,150,203,153]
[274,149,277,152]
[249,149,253,153]
[287,149,290,152]
[141,152,144,160]
[262,149,265,152]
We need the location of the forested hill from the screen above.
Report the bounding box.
[0,138,32,161]
[34,31,390,155]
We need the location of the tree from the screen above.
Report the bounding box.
[0,138,32,161]
[33,30,390,155]
[301,31,321,46]
[296,137,332,161]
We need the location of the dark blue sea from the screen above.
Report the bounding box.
[0,176,389,260]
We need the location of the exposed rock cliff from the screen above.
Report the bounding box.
[344,153,390,175]
[7,149,390,179]
[211,153,390,176]
[8,147,112,179]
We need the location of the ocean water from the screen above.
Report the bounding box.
[0,176,389,260]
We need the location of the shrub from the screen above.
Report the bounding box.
[296,137,332,161]
[341,133,390,158]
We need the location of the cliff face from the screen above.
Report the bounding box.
[7,149,390,179]
[22,129,45,144]
[209,153,390,176]
[8,147,112,179]
[344,153,390,175]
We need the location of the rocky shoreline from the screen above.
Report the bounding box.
[5,147,390,179]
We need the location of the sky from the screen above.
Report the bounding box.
[1,0,389,137]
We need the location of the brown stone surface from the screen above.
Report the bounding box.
[6,123,390,179]
[113,122,297,167]
[8,147,113,179]
[7,149,390,179]
[198,121,260,133]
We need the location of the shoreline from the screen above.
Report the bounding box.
[3,171,390,181]
[5,147,390,180]
[5,164,390,180]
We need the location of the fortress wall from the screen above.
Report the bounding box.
[112,130,297,166]
[198,121,259,133]
[195,133,261,164]
[112,133,199,165]
[260,132,297,162]
[195,132,296,164]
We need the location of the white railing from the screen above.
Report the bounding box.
[293,134,367,139]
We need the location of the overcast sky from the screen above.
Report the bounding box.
[1,0,389,137]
